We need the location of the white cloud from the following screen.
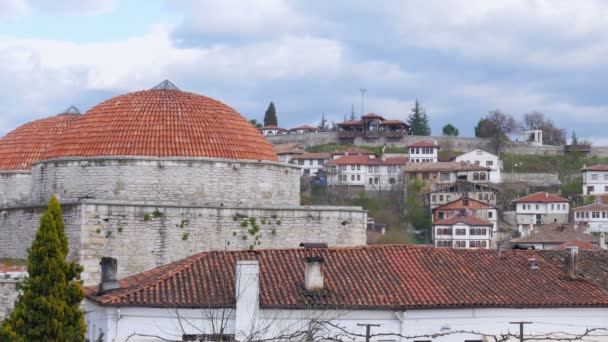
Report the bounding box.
[0,0,29,17]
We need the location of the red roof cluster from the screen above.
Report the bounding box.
[331,148,376,156]
[86,245,608,309]
[289,125,318,131]
[42,89,278,161]
[574,202,608,212]
[512,192,569,203]
[326,155,407,166]
[361,113,384,119]
[433,214,492,226]
[434,197,494,211]
[0,113,80,170]
[553,240,602,251]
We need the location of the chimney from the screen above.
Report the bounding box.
[600,233,607,250]
[565,246,579,279]
[98,257,120,294]
[235,260,260,340]
[528,258,539,270]
[300,242,327,293]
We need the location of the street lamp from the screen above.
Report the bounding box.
[360,88,367,116]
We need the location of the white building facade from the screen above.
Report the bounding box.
[326,155,407,191]
[581,165,608,196]
[513,192,570,236]
[408,141,438,163]
[455,149,502,183]
[574,202,608,233]
[292,153,331,176]
[433,214,492,249]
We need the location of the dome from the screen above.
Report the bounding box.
[44,82,278,162]
[0,109,80,170]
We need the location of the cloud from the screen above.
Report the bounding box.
[0,0,29,17]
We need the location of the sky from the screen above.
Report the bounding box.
[1,0,608,144]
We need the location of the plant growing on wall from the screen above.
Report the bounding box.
[1,196,86,341]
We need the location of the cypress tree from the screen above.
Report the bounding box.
[1,196,86,341]
[317,113,329,132]
[407,99,431,136]
[263,102,278,126]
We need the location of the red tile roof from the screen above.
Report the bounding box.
[434,197,494,211]
[290,125,318,131]
[574,202,608,212]
[553,240,602,251]
[512,224,597,244]
[43,89,278,162]
[433,214,492,226]
[331,148,376,156]
[581,165,608,172]
[291,153,331,160]
[408,141,438,148]
[379,120,407,125]
[361,113,384,119]
[326,155,407,166]
[85,245,608,309]
[336,120,363,126]
[512,192,569,203]
[404,162,489,172]
[272,143,304,155]
[0,113,80,170]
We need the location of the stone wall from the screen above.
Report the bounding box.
[0,204,82,261]
[0,172,32,208]
[501,173,561,186]
[0,274,24,322]
[31,157,301,207]
[77,203,366,285]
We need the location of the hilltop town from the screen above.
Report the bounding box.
[0,83,608,341]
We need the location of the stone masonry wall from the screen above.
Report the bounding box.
[0,172,32,208]
[0,204,82,261]
[31,157,301,207]
[78,203,367,285]
[0,276,23,322]
[501,173,561,186]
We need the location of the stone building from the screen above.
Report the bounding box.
[0,81,367,286]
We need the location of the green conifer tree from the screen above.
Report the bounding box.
[263,102,278,126]
[442,123,459,136]
[317,113,329,132]
[407,99,431,135]
[1,196,86,341]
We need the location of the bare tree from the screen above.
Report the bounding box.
[487,109,518,153]
[522,111,566,145]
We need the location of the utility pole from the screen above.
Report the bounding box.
[360,88,367,117]
[357,323,380,342]
[509,321,532,342]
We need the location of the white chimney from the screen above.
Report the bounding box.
[304,256,325,292]
[565,246,579,279]
[528,258,539,270]
[235,260,260,340]
[600,233,607,250]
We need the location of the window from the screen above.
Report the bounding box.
[592,174,599,180]
[422,172,430,180]
[593,211,600,218]
[603,212,607,219]
[356,165,360,170]
[463,199,469,206]
[486,160,493,166]
[389,178,396,184]
[438,212,445,219]
[476,150,483,155]
[536,204,539,210]
[576,212,580,218]
[351,165,355,170]
[356,175,360,181]
[605,174,608,180]
[340,165,346,171]
[298,160,304,165]
[304,169,310,175]
[351,175,355,181]
[473,172,480,181]
[369,178,373,184]
[488,211,493,218]
[440,172,450,181]
[439,195,444,201]
[374,177,379,184]
[480,173,486,181]
[474,160,480,166]
[605,186,608,192]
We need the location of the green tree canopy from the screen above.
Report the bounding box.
[249,119,263,129]
[571,131,578,145]
[1,196,86,341]
[475,110,518,153]
[407,99,431,136]
[263,102,278,126]
[442,123,459,136]
[317,113,329,132]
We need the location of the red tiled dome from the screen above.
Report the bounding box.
[0,113,80,170]
[44,87,278,162]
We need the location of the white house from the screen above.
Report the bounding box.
[408,140,439,163]
[288,125,319,134]
[330,147,376,160]
[258,125,287,136]
[272,143,304,164]
[518,129,543,146]
[291,152,330,176]
[433,197,498,232]
[455,149,502,183]
[433,213,493,249]
[404,162,491,193]
[429,181,498,210]
[326,155,407,191]
[581,165,608,196]
[511,223,599,250]
[513,192,570,237]
[574,202,608,233]
[84,247,608,342]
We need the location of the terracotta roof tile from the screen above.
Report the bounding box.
[331,148,376,156]
[326,155,407,166]
[512,192,568,203]
[434,197,494,211]
[336,120,364,126]
[433,214,492,226]
[408,141,438,148]
[553,240,602,251]
[574,202,608,212]
[379,120,407,125]
[42,89,278,162]
[0,113,80,170]
[512,224,597,244]
[289,125,318,131]
[85,245,608,309]
[362,113,384,119]
[404,162,489,172]
[581,165,608,172]
[272,143,304,155]
[292,153,331,160]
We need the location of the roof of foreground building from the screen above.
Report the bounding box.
[86,245,608,310]
[43,81,278,162]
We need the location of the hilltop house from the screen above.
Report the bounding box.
[428,180,498,209]
[289,125,319,134]
[513,192,570,236]
[326,155,407,191]
[408,140,439,163]
[336,113,409,144]
[574,202,608,233]
[455,149,502,183]
[258,125,287,136]
[581,165,608,196]
[84,246,608,341]
[291,152,331,176]
[432,213,493,249]
[433,197,497,231]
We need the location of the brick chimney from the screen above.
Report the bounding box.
[98,257,120,294]
[565,246,579,279]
